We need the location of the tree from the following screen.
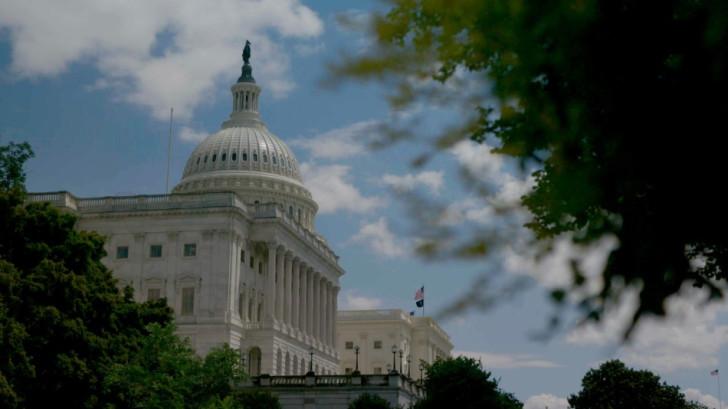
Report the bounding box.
[104,324,248,409]
[231,390,282,409]
[348,393,395,409]
[415,357,521,409]
[333,0,728,334]
[0,142,173,408]
[569,360,703,409]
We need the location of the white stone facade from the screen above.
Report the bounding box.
[27,56,343,376]
[336,310,453,380]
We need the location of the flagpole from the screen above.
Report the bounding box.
[422,284,425,317]
[719,371,723,409]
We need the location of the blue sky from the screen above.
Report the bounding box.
[2,1,727,407]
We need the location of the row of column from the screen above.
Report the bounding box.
[265,243,338,347]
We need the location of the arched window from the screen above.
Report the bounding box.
[222,153,226,161]
[248,347,262,376]
[204,155,208,163]
[253,152,258,161]
[212,154,217,162]
[272,155,277,164]
[196,157,200,165]
[232,152,237,161]
[257,302,262,321]
[242,152,248,161]
[289,206,293,217]
[276,349,283,375]
[297,209,301,223]
[262,153,267,163]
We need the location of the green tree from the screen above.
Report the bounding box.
[569,360,700,409]
[0,142,173,408]
[105,324,248,409]
[334,0,728,334]
[232,390,282,409]
[348,393,395,409]
[415,357,521,409]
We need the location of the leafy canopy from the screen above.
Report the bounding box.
[569,360,709,409]
[348,392,395,409]
[415,356,522,409]
[333,0,728,334]
[0,142,173,408]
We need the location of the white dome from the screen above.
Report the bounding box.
[173,60,318,229]
[180,124,302,183]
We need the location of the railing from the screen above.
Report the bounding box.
[252,373,423,397]
[27,191,247,214]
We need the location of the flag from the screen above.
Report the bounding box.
[711,369,719,376]
[415,286,424,308]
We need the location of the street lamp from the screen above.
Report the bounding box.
[399,349,403,374]
[308,347,315,375]
[391,345,398,374]
[407,355,412,378]
[354,345,360,374]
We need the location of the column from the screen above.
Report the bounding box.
[308,270,315,338]
[292,259,300,331]
[314,276,321,341]
[285,253,293,326]
[265,242,277,322]
[332,286,340,346]
[300,263,307,334]
[320,278,327,341]
[326,282,332,346]
[276,248,285,321]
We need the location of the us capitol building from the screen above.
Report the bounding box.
[28,45,451,384]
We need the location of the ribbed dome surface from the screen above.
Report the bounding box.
[181,124,302,183]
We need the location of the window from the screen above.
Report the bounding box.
[204,155,208,163]
[250,256,254,269]
[288,206,293,217]
[253,152,258,161]
[258,261,263,274]
[272,155,277,164]
[181,287,194,316]
[240,249,245,264]
[345,368,352,375]
[183,243,197,257]
[212,154,217,162]
[374,340,382,349]
[232,152,237,161]
[196,157,200,164]
[242,152,247,161]
[150,245,162,258]
[147,288,161,301]
[257,302,262,321]
[222,153,226,161]
[262,153,267,162]
[116,246,129,259]
[345,341,354,350]
[238,293,244,318]
[373,367,382,374]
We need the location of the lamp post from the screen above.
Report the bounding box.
[354,345,360,373]
[308,347,314,375]
[399,350,403,374]
[391,345,398,374]
[407,355,411,378]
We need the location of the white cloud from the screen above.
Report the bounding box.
[300,162,383,214]
[340,290,384,310]
[684,388,727,408]
[523,394,570,409]
[566,286,728,373]
[294,41,325,56]
[0,0,323,120]
[292,120,379,160]
[455,350,559,369]
[450,140,504,187]
[382,171,444,195]
[352,217,407,258]
[178,126,208,143]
